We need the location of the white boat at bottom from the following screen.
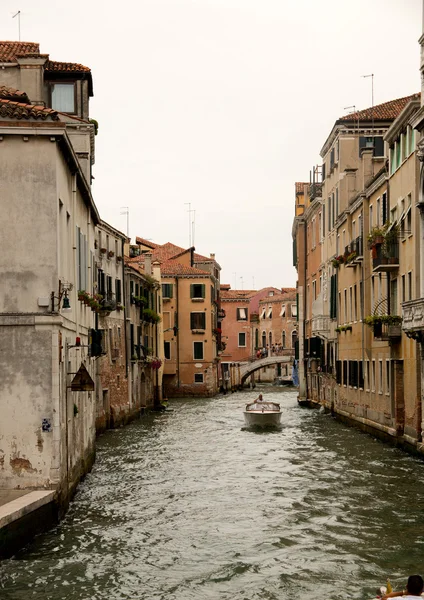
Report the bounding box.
[244,399,282,428]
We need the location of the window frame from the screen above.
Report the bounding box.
[238,332,246,347]
[50,82,76,114]
[193,341,204,360]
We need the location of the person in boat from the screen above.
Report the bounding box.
[382,575,424,599]
[257,394,263,401]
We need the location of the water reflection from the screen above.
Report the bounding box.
[1,388,424,600]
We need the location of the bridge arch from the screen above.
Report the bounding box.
[240,355,293,385]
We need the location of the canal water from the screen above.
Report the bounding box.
[2,388,424,600]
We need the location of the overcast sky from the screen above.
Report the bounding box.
[1,0,422,289]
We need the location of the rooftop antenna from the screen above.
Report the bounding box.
[120,207,129,238]
[12,11,21,41]
[184,203,192,247]
[344,105,359,135]
[240,276,244,290]
[362,73,374,137]
[192,210,196,248]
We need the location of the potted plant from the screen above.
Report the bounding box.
[116,255,122,262]
[116,303,124,312]
[108,250,115,258]
[367,226,386,248]
[100,247,107,254]
[78,290,88,302]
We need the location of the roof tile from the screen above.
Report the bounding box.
[339,93,420,122]
[0,98,59,121]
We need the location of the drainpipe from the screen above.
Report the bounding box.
[176,276,180,388]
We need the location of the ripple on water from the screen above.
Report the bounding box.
[2,389,424,600]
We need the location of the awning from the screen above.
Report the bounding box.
[260,307,266,319]
[238,308,247,320]
[280,305,286,317]
[267,307,273,318]
[291,304,298,317]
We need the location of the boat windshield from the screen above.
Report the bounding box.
[246,402,280,412]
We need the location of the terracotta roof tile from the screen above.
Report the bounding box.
[295,182,309,194]
[45,60,90,73]
[135,237,158,249]
[160,260,210,276]
[0,98,59,121]
[221,290,256,300]
[0,85,29,103]
[0,41,39,61]
[339,93,420,122]
[0,42,90,73]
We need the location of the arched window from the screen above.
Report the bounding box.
[269,332,272,348]
[291,330,298,348]
[262,332,266,348]
[282,331,286,348]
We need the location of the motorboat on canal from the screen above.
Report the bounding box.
[243,396,282,428]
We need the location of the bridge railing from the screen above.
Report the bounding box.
[239,349,294,364]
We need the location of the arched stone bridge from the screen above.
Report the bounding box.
[240,355,293,384]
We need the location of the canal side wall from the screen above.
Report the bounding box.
[301,372,424,458]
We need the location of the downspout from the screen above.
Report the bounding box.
[122,240,128,381]
[176,276,180,388]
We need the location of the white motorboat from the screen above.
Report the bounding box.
[243,399,282,428]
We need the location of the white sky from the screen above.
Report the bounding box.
[1,0,422,289]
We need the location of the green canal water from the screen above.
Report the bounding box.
[1,388,424,600]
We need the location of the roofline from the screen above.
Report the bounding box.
[384,99,421,144]
[99,219,129,241]
[0,121,100,224]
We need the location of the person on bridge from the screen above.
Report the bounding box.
[381,575,424,599]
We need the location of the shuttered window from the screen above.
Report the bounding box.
[190,284,205,299]
[162,283,173,298]
[190,312,206,330]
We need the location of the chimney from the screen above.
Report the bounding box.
[144,253,152,275]
[210,253,215,260]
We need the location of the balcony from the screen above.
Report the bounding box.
[372,242,399,272]
[100,292,117,313]
[309,182,323,201]
[311,315,330,337]
[402,298,424,341]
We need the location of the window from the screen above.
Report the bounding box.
[51,83,75,113]
[115,279,122,303]
[408,271,412,301]
[291,304,297,318]
[406,194,412,235]
[354,284,357,321]
[344,289,347,323]
[402,274,406,303]
[190,312,206,330]
[267,306,273,319]
[162,283,173,298]
[312,217,316,248]
[260,306,266,319]
[237,308,248,321]
[194,373,204,383]
[386,360,390,394]
[190,284,205,299]
[379,360,383,393]
[193,342,204,360]
[382,192,387,224]
[280,305,286,317]
[349,287,353,322]
[282,331,286,347]
[238,332,246,347]
[312,280,317,301]
[164,341,171,360]
[371,360,376,391]
[390,279,398,315]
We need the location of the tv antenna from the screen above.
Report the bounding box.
[362,73,374,134]
[120,207,129,238]
[12,11,21,41]
[184,203,195,247]
[344,105,359,134]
